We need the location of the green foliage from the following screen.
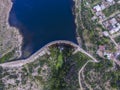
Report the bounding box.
[93,60,113,71]
[115,36,120,43]
[45,46,83,90]
[47,46,72,90]
[72,52,91,69]
[110,66,120,89]
[103,4,120,17]
[88,0,101,6]
[0,50,15,63]
[81,1,95,31]
[83,59,120,89]
[56,52,63,70]
[0,81,4,90]
[44,44,92,90]
[34,76,43,82]
[97,37,110,45]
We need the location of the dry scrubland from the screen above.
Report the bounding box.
[0,0,22,63]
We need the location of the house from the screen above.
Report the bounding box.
[106,0,114,3]
[103,31,109,36]
[103,16,120,35]
[99,45,105,51]
[109,18,117,25]
[106,0,115,5]
[104,52,112,59]
[101,4,106,10]
[93,5,102,12]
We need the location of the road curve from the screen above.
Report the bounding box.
[0,40,98,68]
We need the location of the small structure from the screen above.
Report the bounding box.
[104,52,112,60]
[97,45,106,58]
[103,17,120,35]
[103,31,109,36]
[107,0,114,3]
[92,0,115,21]
[106,0,115,5]
[93,4,106,21]
[99,45,105,51]
[93,5,102,12]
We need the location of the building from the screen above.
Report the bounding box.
[93,5,102,12]
[103,17,120,34]
[103,31,109,36]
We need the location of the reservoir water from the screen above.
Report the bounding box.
[9,0,77,58]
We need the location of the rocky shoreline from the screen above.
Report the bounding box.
[0,0,79,62]
[0,0,23,59]
[73,0,79,29]
[73,0,82,46]
[8,0,23,58]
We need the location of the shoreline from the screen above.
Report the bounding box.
[8,0,78,59]
[7,0,23,58]
[73,0,82,46]
[1,0,79,62]
[0,40,79,68]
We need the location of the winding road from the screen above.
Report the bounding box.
[0,40,98,68]
[78,60,96,90]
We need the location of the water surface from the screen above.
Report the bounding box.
[9,0,77,58]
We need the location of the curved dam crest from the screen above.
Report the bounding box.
[0,40,98,68]
[0,40,79,67]
[9,0,77,58]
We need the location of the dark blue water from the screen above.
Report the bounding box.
[9,0,77,57]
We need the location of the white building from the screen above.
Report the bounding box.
[107,0,114,3]
[103,31,109,36]
[93,5,102,12]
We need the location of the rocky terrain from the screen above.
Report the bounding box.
[0,45,82,90]
[0,0,120,90]
[0,0,22,62]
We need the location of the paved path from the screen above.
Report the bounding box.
[112,32,120,38]
[113,59,120,66]
[108,35,118,47]
[73,48,98,62]
[78,61,89,90]
[78,48,98,62]
[78,60,95,90]
[103,10,120,22]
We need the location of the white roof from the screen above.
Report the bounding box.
[93,5,102,12]
[107,0,113,2]
[110,18,117,25]
[114,27,119,32]
[118,25,120,29]
[104,52,112,60]
[103,31,109,36]
[109,30,115,34]
[117,23,120,26]
[101,4,105,10]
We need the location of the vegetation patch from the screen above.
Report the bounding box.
[103,4,120,17]
[0,49,15,63]
[82,60,120,89]
[44,45,91,90]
